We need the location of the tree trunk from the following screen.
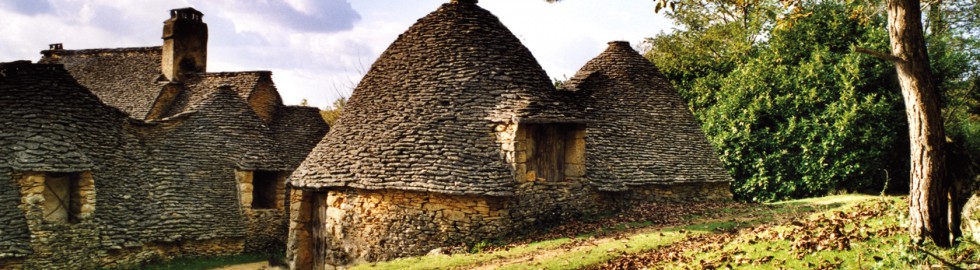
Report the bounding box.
[887,0,950,247]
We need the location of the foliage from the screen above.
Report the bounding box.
[649,1,914,202]
[927,0,980,184]
[320,96,348,126]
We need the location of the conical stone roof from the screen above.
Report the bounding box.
[292,0,578,195]
[565,41,733,191]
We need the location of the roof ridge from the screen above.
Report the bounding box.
[42,46,162,56]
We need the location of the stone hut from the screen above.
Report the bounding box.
[286,0,731,268]
[0,7,328,270]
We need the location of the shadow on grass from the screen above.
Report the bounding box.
[103,253,273,270]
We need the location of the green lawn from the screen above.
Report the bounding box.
[357,195,980,269]
[105,253,268,270]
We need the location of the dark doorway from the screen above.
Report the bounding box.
[524,123,586,182]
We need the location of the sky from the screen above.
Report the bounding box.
[0,0,674,108]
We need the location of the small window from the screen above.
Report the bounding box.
[42,172,82,223]
[252,171,280,209]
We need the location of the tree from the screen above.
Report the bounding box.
[645,0,907,202]
[884,0,949,248]
[320,97,347,126]
[547,0,959,247]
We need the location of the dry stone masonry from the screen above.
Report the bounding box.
[2,2,733,269]
[0,7,328,270]
[287,1,733,269]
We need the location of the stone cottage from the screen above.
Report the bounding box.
[0,8,328,270]
[286,0,731,268]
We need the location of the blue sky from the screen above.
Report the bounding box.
[0,0,673,108]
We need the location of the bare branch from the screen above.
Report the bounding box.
[854,47,908,64]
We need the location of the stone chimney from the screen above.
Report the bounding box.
[162,7,207,81]
[607,41,631,49]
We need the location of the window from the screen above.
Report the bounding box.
[523,123,586,182]
[42,172,82,223]
[252,171,280,209]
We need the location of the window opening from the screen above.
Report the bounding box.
[42,172,81,223]
[252,171,279,209]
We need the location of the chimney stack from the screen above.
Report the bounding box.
[162,7,207,81]
[607,41,631,49]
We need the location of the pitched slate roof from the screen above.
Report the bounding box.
[0,61,129,172]
[133,87,284,241]
[0,60,329,259]
[163,71,280,118]
[291,0,581,195]
[39,47,165,119]
[271,106,331,168]
[565,41,733,191]
[0,61,144,258]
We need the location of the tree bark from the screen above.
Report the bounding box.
[887,0,950,247]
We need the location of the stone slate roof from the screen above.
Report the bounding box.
[133,87,283,241]
[0,61,143,258]
[39,47,165,119]
[271,106,331,168]
[0,60,329,258]
[565,41,733,191]
[163,71,279,118]
[291,0,582,195]
[0,168,29,259]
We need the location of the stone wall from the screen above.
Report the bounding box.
[288,180,733,268]
[0,61,328,269]
[9,171,248,269]
[623,182,733,204]
[287,188,510,269]
[247,79,282,124]
[14,171,102,269]
[0,259,23,270]
[236,170,289,253]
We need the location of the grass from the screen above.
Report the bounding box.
[107,253,268,270]
[355,238,576,270]
[670,197,908,269]
[159,194,980,269]
[357,194,977,269]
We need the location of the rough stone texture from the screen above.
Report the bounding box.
[0,62,146,269]
[14,171,104,269]
[271,106,331,168]
[38,47,164,119]
[288,188,509,268]
[0,170,29,261]
[0,62,130,263]
[287,1,733,268]
[291,1,583,196]
[163,71,282,121]
[0,258,22,270]
[1,18,328,267]
[959,175,980,243]
[236,170,289,253]
[563,41,733,191]
[287,181,731,267]
[161,8,207,81]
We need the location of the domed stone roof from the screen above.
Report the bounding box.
[292,1,579,195]
[565,41,732,191]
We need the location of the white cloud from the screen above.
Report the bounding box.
[192,0,360,35]
[0,0,675,109]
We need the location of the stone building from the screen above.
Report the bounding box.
[0,8,328,270]
[286,0,731,268]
